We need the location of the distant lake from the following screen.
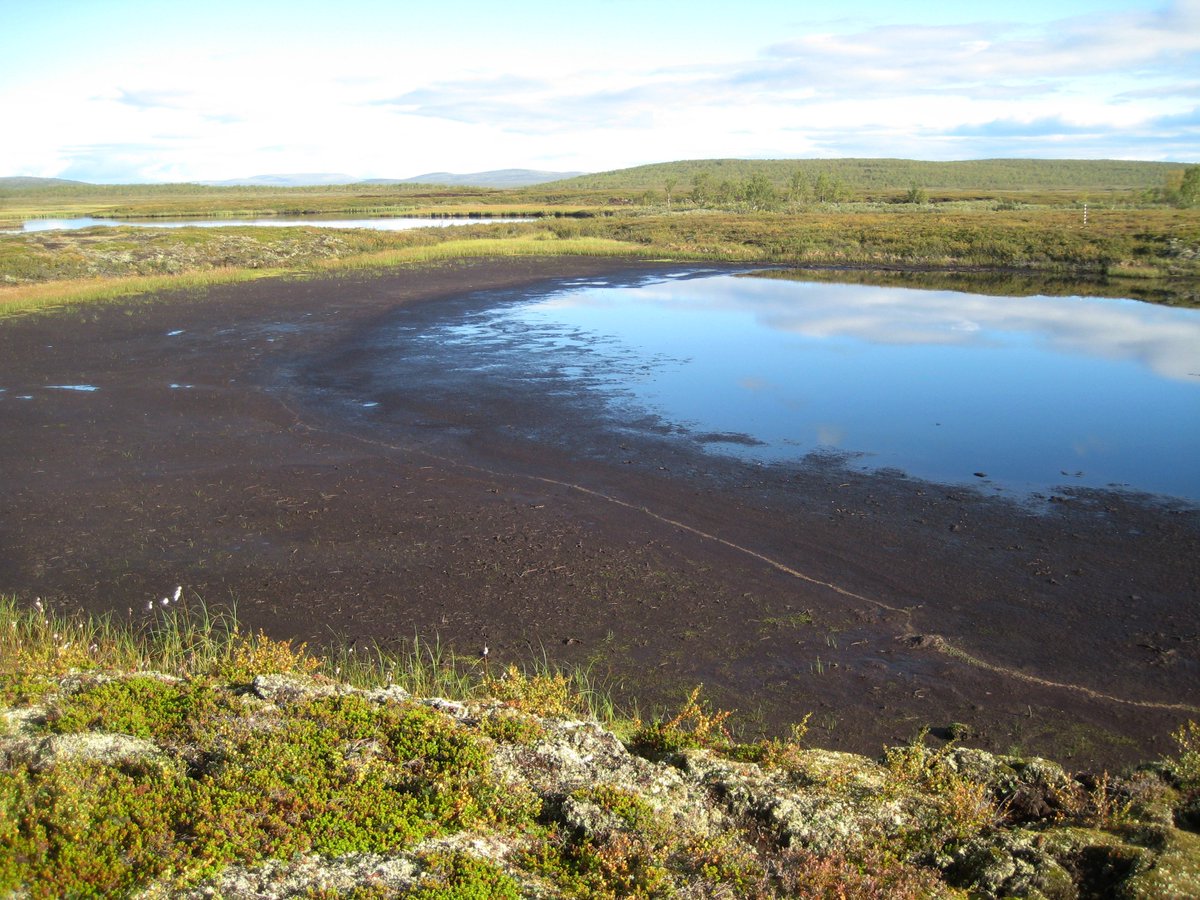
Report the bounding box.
[393,271,1200,501]
[18,216,533,232]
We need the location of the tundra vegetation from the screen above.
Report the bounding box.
[3,596,1200,898]
[2,158,1198,316]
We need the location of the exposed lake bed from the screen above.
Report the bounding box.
[1,257,1196,768]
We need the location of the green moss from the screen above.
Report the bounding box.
[188,694,516,863]
[1122,827,1200,898]
[680,831,767,893]
[524,826,674,899]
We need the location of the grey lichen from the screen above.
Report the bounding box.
[4,670,1200,899]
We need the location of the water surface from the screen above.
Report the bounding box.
[425,272,1200,500]
[19,215,532,232]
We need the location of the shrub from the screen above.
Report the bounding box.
[47,676,220,744]
[482,665,579,718]
[1169,720,1200,791]
[630,685,733,753]
[727,716,812,771]
[403,850,521,899]
[884,736,997,855]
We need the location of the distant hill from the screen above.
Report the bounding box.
[0,176,88,189]
[192,169,584,189]
[7,160,1187,195]
[198,173,361,187]
[552,158,1187,192]
[385,169,586,188]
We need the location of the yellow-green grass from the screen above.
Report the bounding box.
[0,268,281,317]
[0,595,615,721]
[0,179,608,224]
[312,233,667,271]
[0,233,663,318]
[553,157,1193,201]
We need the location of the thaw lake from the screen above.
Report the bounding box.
[359,270,1200,501]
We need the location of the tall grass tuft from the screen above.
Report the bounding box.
[0,595,626,722]
[0,267,274,317]
[312,233,656,272]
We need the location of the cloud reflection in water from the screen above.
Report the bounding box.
[481,274,1200,499]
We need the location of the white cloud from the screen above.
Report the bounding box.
[763,3,1200,88]
[2,1,1197,180]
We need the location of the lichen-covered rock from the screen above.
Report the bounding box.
[145,832,548,900]
[249,672,348,704]
[676,746,910,855]
[3,731,167,771]
[943,748,1084,821]
[949,828,1083,899]
[490,717,724,839]
[1,703,47,736]
[148,852,421,899]
[949,823,1200,899]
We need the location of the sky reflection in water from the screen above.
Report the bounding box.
[468,273,1200,500]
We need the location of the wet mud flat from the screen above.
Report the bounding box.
[1,257,1197,769]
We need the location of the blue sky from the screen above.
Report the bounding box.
[2,0,1197,182]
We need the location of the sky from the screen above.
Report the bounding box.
[1,0,1197,183]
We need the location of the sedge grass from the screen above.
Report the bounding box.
[0,232,661,319]
[0,594,626,724]
[0,267,280,317]
[312,232,660,271]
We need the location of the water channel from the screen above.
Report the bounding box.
[17,215,533,232]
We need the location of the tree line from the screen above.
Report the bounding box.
[654,165,1200,211]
